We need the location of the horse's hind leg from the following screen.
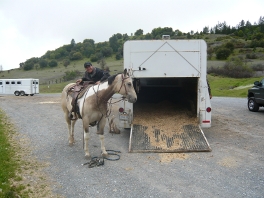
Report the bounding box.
[64,112,75,146]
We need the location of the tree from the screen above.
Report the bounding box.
[109,34,119,52]
[216,48,231,60]
[49,60,58,67]
[23,62,34,71]
[98,57,107,70]
[39,59,48,68]
[237,30,244,37]
[71,39,76,47]
[101,47,113,57]
[135,29,143,36]
[116,33,122,39]
[144,33,153,40]
[238,20,245,28]
[123,33,129,41]
[225,42,235,52]
[71,52,83,60]
[19,63,24,68]
[202,26,209,34]
[258,16,264,25]
[63,59,70,68]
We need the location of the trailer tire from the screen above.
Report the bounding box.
[20,91,25,96]
[30,94,34,96]
[14,91,20,96]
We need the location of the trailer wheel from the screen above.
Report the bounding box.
[20,91,25,96]
[30,94,34,96]
[14,91,20,96]
[25,94,29,96]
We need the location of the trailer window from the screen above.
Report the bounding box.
[0,82,2,85]
[11,81,15,84]
[17,81,21,84]
[6,81,10,84]
[33,81,38,84]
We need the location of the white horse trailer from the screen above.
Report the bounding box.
[0,78,39,96]
[119,39,212,152]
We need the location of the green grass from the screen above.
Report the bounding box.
[208,75,264,97]
[0,110,19,198]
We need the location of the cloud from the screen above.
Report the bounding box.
[0,0,264,71]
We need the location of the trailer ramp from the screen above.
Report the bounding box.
[129,124,211,153]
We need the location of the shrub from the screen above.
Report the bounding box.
[49,60,58,67]
[251,63,264,71]
[216,48,231,60]
[63,70,80,81]
[246,53,258,59]
[207,57,253,78]
[63,59,70,67]
[39,59,48,68]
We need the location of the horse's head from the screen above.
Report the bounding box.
[115,69,137,103]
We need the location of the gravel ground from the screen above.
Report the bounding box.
[0,94,263,198]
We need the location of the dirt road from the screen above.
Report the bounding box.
[0,94,263,198]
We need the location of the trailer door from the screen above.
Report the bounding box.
[0,80,3,94]
[32,79,39,94]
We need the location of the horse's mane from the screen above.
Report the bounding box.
[107,73,120,85]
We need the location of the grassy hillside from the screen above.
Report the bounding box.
[1,34,264,97]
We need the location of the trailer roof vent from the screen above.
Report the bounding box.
[162,35,170,40]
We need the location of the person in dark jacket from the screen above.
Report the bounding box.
[76,62,110,84]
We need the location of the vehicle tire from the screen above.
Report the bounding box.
[30,94,34,96]
[248,97,259,112]
[14,91,20,96]
[20,91,25,96]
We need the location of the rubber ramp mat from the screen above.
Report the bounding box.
[129,124,211,153]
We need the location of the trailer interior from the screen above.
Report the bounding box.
[133,77,198,117]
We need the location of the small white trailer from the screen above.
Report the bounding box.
[0,78,39,96]
[118,38,212,153]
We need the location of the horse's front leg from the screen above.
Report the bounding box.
[97,117,108,157]
[82,115,90,159]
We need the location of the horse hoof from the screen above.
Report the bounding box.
[102,152,108,158]
[85,154,91,160]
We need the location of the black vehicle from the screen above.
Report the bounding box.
[247,78,264,112]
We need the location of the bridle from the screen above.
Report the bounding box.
[117,74,130,96]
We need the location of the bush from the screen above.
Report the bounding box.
[23,62,34,71]
[207,57,253,78]
[116,53,122,60]
[49,60,58,67]
[216,48,231,60]
[63,59,70,67]
[71,52,83,60]
[246,53,258,59]
[63,70,80,81]
[39,59,48,68]
[251,63,264,71]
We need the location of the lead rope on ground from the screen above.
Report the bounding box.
[81,150,121,168]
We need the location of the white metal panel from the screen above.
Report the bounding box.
[124,40,206,78]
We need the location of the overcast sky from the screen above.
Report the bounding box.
[0,0,263,71]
